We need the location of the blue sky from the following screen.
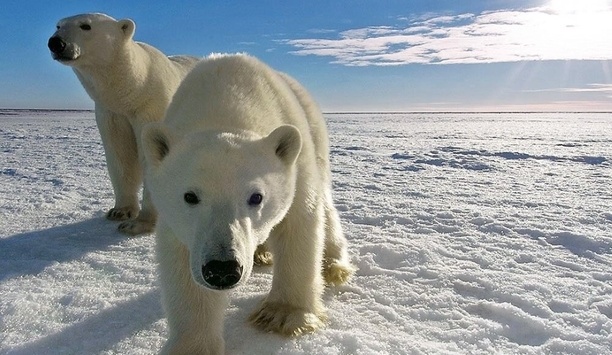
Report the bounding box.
[1,0,611,111]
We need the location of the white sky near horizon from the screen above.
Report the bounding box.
[1,0,611,112]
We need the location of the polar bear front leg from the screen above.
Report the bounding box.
[117,185,156,235]
[249,200,327,336]
[157,225,227,355]
[95,106,141,222]
[117,118,158,235]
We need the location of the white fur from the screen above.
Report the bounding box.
[49,13,199,235]
[142,54,355,354]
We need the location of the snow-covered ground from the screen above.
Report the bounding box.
[1,109,611,354]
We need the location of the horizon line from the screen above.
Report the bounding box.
[1,108,611,115]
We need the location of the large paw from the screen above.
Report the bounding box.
[118,219,155,236]
[253,243,273,266]
[249,300,327,336]
[106,206,138,221]
[322,258,356,286]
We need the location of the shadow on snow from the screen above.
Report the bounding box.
[7,290,163,355]
[1,218,166,353]
[0,218,125,282]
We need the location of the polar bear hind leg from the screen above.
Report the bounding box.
[322,189,356,286]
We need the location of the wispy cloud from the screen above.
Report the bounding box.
[525,84,612,93]
[306,28,337,34]
[523,83,612,103]
[559,84,612,93]
[284,3,612,66]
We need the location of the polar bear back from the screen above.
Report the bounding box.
[164,54,321,141]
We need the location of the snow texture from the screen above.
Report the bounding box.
[1,109,611,354]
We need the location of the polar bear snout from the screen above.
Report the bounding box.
[201,259,244,290]
[48,35,80,62]
[48,36,66,54]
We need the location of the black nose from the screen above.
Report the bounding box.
[48,36,66,54]
[201,260,243,289]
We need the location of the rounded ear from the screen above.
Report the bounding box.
[118,19,135,40]
[142,123,173,167]
[264,125,302,166]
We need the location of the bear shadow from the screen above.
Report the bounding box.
[0,217,124,282]
[6,290,163,355]
[1,218,165,354]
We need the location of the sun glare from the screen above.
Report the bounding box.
[547,0,611,13]
[542,0,612,54]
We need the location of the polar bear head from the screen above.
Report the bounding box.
[48,13,135,67]
[142,124,302,290]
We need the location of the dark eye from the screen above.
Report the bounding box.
[80,24,91,31]
[184,192,200,205]
[248,193,263,206]
[56,25,60,30]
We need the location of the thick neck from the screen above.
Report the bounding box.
[72,42,147,112]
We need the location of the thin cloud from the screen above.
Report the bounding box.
[306,28,337,34]
[284,4,612,66]
[560,84,612,93]
[559,84,612,100]
[524,84,612,93]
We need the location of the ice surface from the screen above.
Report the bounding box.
[1,110,611,354]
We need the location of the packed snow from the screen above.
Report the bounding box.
[1,109,611,354]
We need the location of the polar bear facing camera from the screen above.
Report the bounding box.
[48,13,199,235]
[142,54,355,354]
